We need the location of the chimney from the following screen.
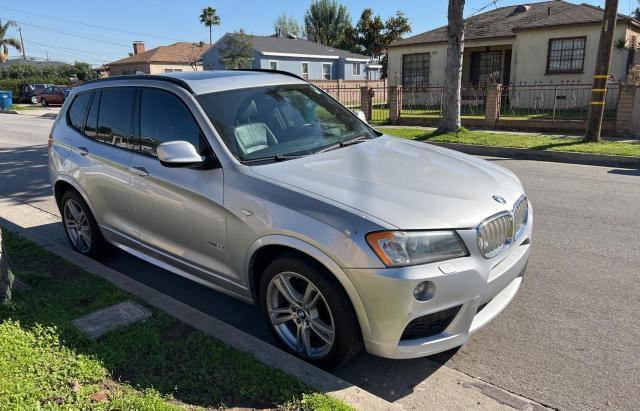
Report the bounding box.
[133,41,145,55]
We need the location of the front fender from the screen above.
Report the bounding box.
[245,234,373,340]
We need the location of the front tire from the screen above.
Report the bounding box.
[41,98,47,107]
[60,190,109,258]
[259,254,362,369]
[30,96,38,104]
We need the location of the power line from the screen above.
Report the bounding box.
[0,6,178,42]
[14,21,132,48]
[24,39,122,60]
[0,5,184,41]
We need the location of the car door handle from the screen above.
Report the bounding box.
[130,166,149,177]
[77,146,89,156]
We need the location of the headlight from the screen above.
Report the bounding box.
[366,231,469,267]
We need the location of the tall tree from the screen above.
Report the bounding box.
[274,14,302,37]
[355,9,385,56]
[304,0,351,47]
[199,7,221,45]
[219,30,254,69]
[437,0,466,134]
[0,20,22,62]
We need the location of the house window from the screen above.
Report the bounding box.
[402,53,430,87]
[547,37,586,74]
[269,61,278,70]
[322,63,331,80]
[469,51,503,85]
[164,68,183,73]
[301,62,309,79]
[352,63,361,76]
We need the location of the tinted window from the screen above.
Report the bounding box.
[96,88,135,148]
[139,89,201,157]
[84,91,99,139]
[67,92,92,132]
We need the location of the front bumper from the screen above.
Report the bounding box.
[345,210,532,359]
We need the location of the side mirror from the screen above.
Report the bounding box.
[356,110,368,124]
[157,141,205,167]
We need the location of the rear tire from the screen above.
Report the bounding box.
[60,190,109,258]
[258,254,362,369]
[30,96,38,104]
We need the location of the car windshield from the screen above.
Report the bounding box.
[196,83,378,163]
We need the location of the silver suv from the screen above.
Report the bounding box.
[49,71,532,368]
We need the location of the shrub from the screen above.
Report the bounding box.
[0,62,97,96]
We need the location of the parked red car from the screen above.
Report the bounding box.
[37,86,69,106]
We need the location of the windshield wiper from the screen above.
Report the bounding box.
[240,153,308,164]
[317,135,368,154]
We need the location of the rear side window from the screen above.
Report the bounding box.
[139,89,201,157]
[96,88,136,148]
[67,92,92,133]
[84,91,100,139]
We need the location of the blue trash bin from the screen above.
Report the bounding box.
[0,91,13,110]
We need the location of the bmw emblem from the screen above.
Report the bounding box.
[492,195,507,204]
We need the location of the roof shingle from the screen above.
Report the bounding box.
[107,42,212,66]
[390,1,634,47]
[219,34,371,60]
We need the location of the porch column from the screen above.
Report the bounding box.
[485,83,502,128]
[389,85,402,125]
[360,86,372,121]
[337,79,343,101]
[615,84,636,137]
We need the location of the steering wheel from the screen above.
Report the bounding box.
[295,123,315,133]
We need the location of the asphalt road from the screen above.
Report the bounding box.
[1,113,639,409]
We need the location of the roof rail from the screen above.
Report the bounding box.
[79,75,195,93]
[232,68,307,82]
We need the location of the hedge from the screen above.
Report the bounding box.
[0,62,96,97]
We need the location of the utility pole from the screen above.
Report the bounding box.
[585,0,619,142]
[18,27,26,59]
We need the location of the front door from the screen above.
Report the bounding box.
[74,88,138,239]
[128,88,232,289]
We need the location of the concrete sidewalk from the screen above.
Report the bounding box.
[0,193,549,410]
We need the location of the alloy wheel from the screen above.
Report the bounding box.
[266,271,335,359]
[63,199,92,253]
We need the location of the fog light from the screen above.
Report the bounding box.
[413,281,436,302]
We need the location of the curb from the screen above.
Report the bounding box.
[0,207,396,410]
[427,142,640,169]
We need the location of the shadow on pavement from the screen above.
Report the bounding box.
[608,168,640,176]
[0,145,58,214]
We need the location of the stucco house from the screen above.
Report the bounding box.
[387,1,640,88]
[203,33,382,80]
[106,41,212,76]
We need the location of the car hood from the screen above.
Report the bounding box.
[250,135,525,229]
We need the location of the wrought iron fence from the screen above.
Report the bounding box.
[370,86,389,123]
[401,85,487,118]
[315,86,361,111]
[499,82,620,121]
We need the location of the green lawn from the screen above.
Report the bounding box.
[0,229,351,410]
[382,127,640,158]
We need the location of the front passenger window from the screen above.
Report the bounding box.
[139,89,202,157]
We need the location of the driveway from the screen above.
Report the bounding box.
[1,114,639,409]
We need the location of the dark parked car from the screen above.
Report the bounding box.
[17,83,52,104]
[38,85,69,106]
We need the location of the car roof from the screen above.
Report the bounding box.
[80,70,307,95]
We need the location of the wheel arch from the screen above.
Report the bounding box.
[245,235,373,340]
[53,177,98,222]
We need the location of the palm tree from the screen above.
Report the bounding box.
[0,20,22,62]
[437,0,465,134]
[199,7,221,45]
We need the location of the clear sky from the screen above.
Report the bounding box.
[0,0,626,66]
